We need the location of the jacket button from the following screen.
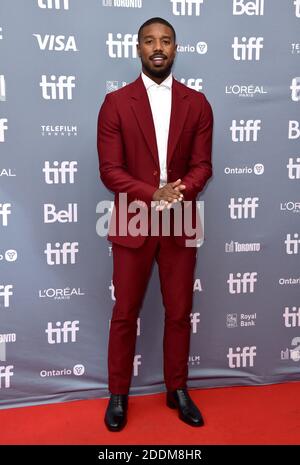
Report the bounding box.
[168,169,172,173]
[153,170,158,176]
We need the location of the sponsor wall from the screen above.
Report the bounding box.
[0,0,300,409]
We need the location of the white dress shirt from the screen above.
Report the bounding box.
[141,71,172,188]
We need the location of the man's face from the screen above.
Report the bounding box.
[137,23,177,81]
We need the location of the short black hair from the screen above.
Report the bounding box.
[138,17,176,43]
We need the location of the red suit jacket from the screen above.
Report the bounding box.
[97,75,213,248]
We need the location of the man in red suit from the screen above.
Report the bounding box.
[97,17,213,431]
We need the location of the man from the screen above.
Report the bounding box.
[97,17,213,431]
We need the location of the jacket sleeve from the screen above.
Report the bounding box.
[97,92,157,204]
[180,94,213,201]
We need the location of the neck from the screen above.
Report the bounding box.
[141,67,171,85]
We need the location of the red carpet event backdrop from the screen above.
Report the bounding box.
[0,0,300,409]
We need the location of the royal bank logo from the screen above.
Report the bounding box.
[33,34,78,51]
[233,0,264,15]
[228,197,259,219]
[280,201,300,214]
[287,157,300,179]
[227,272,258,294]
[290,77,300,102]
[281,337,300,361]
[232,37,264,61]
[180,78,203,92]
[0,249,18,262]
[226,313,257,327]
[106,33,138,58]
[40,75,75,100]
[230,119,261,142]
[227,346,256,367]
[224,163,264,175]
[283,307,300,328]
[43,161,78,184]
[177,41,208,54]
[39,287,85,300]
[106,81,127,93]
[289,121,300,139]
[0,168,16,177]
[102,0,142,7]
[0,75,6,101]
[41,124,78,136]
[37,0,70,9]
[225,84,267,98]
[171,0,204,16]
[225,241,261,253]
[0,118,8,142]
[285,233,300,255]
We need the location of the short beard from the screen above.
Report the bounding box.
[141,58,174,80]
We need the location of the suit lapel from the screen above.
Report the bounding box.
[130,76,160,168]
[130,75,190,171]
[167,79,190,168]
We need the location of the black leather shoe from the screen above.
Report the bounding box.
[104,394,128,432]
[166,388,204,427]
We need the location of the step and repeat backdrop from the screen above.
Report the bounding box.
[0,0,299,409]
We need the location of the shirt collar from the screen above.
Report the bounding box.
[141,71,173,91]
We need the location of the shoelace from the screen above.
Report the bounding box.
[112,395,126,407]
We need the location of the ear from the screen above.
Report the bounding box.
[136,43,141,57]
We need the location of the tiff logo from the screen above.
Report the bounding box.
[40,75,75,100]
[44,203,78,223]
[227,272,258,293]
[180,78,203,92]
[0,27,2,40]
[33,34,78,51]
[170,0,204,16]
[44,242,79,265]
[230,119,261,141]
[289,121,300,139]
[295,0,300,17]
[228,197,259,219]
[0,203,11,226]
[106,33,138,58]
[191,312,200,333]
[233,0,264,15]
[0,365,13,388]
[227,346,256,368]
[133,354,141,376]
[0,284,13,308]
[45,321,79,344]
[285,233,300,255]
[290,77,300,102]
[0,75,5,101]
[232,37,264,60]
[37,0,70,9]
[43,161,78,184]
[0,118,8,142]
[287,158,300,179]
[283,306,300,327]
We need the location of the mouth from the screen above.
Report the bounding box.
[151,55,167,65]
